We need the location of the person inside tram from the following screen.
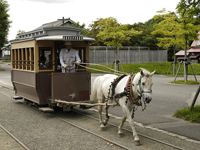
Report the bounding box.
[40,52,46,67]
[59,41,81,73]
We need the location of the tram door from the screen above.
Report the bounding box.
[54,41,87,72]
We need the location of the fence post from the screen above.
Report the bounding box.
[158,47,160,62]
[139,47,140,63]
[106,46,108,65]
[94,47,95,63]
[128,47,130,64]
[148,47,150,63]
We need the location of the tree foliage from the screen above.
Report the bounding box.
[125,16,165,48]
[16,30,25,38]
[96,17,142,48]
[0,0,11,48]
[152,9,184,49]
[71,22,87,36]
[176,0,200,19]
[86,18,105,46]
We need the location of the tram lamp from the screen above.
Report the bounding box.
[63,36,83,41]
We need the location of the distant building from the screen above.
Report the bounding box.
[1,43,11,60]
[175,31,200,63]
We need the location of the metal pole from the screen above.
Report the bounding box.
[167,62,173,75]
[174,61,182,81]
[190,84,200,111]
[189,62,197,81]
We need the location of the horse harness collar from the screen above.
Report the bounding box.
[108,74,141,106]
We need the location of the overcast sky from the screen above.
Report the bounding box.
[7,0,181,41]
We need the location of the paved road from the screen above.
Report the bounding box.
[1,62,200,143]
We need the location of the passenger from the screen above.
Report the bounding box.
[59,41,81,73]
[40,54,46,66]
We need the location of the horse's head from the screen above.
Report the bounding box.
[138,68,155,104]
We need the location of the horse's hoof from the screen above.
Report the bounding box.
[100,126,106,131]
[135,140,141,146]
[118,133,124,138]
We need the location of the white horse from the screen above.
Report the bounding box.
[91,68,155,145]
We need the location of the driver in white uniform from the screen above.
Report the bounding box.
[59,41,81,73]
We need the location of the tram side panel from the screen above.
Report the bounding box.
[50,72,91,103]
[12,70,51,106]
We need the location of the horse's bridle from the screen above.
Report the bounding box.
[137,76,152,96]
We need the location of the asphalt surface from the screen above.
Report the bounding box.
[0,62,200,149]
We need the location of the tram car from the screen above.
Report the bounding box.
[10,18,95,111]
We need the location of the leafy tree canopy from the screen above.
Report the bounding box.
[176,0,200,19]
[0,0,12,48]
[96,17,142,48]
[86,18,105,46]
[71,22,87,36]
[152,8,184,49]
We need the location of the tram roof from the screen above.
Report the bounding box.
[10,18,95,43]
[10,26,95,43]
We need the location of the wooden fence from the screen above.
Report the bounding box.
[89,46,167,65]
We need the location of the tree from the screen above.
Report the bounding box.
[177,0,200,19]
[71,22,88,36]
[0,0,12,48]
[96,17,142,71]
[86,18,105,46]
[16,30,25,38]
[152,9,184,75]
[177,6,200,81]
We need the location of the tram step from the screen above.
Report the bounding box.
[39,107,54,112]
[12,96,23,100]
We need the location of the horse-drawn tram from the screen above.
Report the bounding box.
[10,18,156,145]
[10,18,96,111]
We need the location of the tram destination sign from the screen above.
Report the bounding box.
[63,36,83,41]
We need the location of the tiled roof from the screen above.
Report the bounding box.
[33,18,74,31]
[188,48,200,52]
[175,50,189,56]
[191,31,200,47]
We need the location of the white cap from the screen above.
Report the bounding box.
[64,41,72,45]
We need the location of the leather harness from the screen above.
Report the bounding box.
[108,74,141,105]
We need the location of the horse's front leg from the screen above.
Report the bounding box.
[103,104,110,126]
[121,104,140,146]
[98,104,106,130]
[118,115,126,137]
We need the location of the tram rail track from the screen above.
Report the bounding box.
[71,109,185,150]
[0,85,197,150]
[0,124,30,150]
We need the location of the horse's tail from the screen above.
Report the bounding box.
[91,76,101,100]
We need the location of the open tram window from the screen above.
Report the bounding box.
[39,47,52,70]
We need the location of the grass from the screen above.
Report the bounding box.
[89,62,200,75]
[2,60,11,62]
[0,68,6,71]
[173,105,200,123]
[170,80,200,85]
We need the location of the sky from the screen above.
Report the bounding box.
[7,0,181,41]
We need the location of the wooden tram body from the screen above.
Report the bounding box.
[10,23,95,109]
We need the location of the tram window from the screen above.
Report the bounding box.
[30,48,34,71]
[39,47,52,70]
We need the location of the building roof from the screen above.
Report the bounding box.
[33,18,74,31]
[188,48,200,53]
[191,31,200,47]
[189,54,200,59]
[175,50,189,56]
